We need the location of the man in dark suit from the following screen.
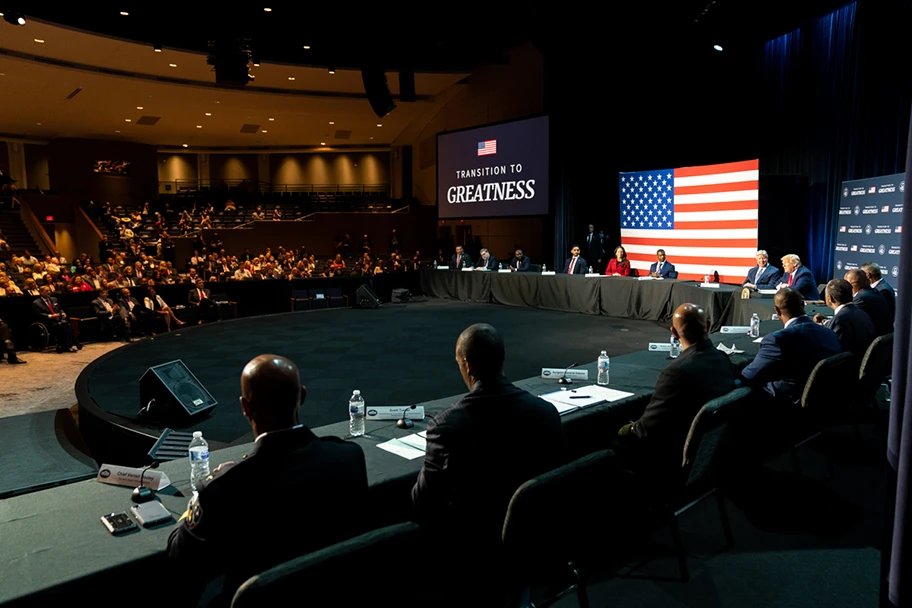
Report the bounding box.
[584,224,603,272]
[648,249,678,279]
[742,249,782,289]
[188,278,218,323]
[561,245,587,274]
[412,324,566,599]
[861,262,896,321]
[741,288,842,405]
[0,318,26,364]
[117,287,153,336]
[168,355,368,606]
[813,279,875,361]
[616,303,736,479]
[31,286,80,353]
[775,254,819,300]
[449,245,472,270]
[845,268,892,336]
[91,289,130,342]
[509,248,531,272]
[473,248,498,270]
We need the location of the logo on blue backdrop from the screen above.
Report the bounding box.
[865,225,873,235]
[844,187,849,197]
[854,205,860,216]
[836,260,843,270]
[901,181,905,193]
[893,266,900,277]
[878,244,887,255]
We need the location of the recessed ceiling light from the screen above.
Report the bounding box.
[329,121,335,125]
[120,11,129,16]
[713,44,723,52]
[115,130,121,133]
[182,143,188,148]
[302,45,311,50]
[253,61,260,67]
[268,117,275,121]
[154,44,162,52]
[125,119,132,122]
[205,112,211,116]
[34,39,45,44]
[36,122,42,126]
[262,130,268,133]
[328,67,335,74]
[136,106,143,110]
[320,142,326,146]
[376,123,382,127]
[196,125,202,129]
[369,137,374,140]
[264,7,273,11]
[169,63,177,68]
[287,77,295,81]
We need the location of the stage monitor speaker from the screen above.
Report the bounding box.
[361,68,396,118]
[139,360,217,423]
[391,288,410,303]
[356,285,382,309]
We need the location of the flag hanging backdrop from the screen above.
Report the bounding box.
[619,159,760,283]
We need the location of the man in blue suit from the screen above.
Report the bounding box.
[775,253,820,300]
[861,262,896,322]
[813,279,876,361]
[648,249,678,279]
[473,248,498,271]
[742,249,782,289]
[561,246,587,275]
[741,288,842,405]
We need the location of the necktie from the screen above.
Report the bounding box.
[46,298,55,314]
[756,266,764,282]
[199,289,204,300]
[568,258,575,274]
[588,234,591,246]
[658,262,663,273]
[788,273,794,286]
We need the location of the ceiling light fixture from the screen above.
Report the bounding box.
[169,63,177,67]
[376,123,382,127]
[320,142,326,146]
[3,12,26,26]
[369,136,374,140]
[268,117,275,121]
[182,143,188,148]
[136,106,143,110]
[125,119,132,122]
[115,130,121,133]
[120,11,129,16]
[264,7,273,11]
[329,121,335,125]
[253,61,260,67]
[205,112,212,116]
[34,39,45,44]
[713,44,723,51]
[262,130,268,133]
[36,122,42,126]
[328,66,335,74]
[196,125,202,128]
[302,45,311,50]
[288,76,295,81]
[154,44,162,52]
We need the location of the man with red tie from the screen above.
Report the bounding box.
[775,253,820,300]
[561,246,587,275]
[31,285,81,353]
[188,278,218,323]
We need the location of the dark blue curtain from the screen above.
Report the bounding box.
[761,0,912,281]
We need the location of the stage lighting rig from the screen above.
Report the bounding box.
[2,11,26,26]
[207,36,253,87]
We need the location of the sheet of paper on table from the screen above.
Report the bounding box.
[539,395,581,416]
[541,386,635,411]
[397,433,427,452]
[753,337,763,343]
[716,343,745,355]
[377,438,425,460]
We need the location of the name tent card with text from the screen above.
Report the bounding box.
[720,326,751,334]
[540,368,589,380]
[96,464,171,490]
[647,343,673,352]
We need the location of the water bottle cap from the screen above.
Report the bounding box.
[352,390,360,395]
[193,431,202,438]
[601,350,607,355]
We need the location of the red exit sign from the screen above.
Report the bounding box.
[45,215,54,222]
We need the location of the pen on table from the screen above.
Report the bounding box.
[569,396,590,399]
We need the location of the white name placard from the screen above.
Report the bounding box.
[700,282,721,289]
[758,289,778,295]
[366,406,426,421]
[461,267,473,272]
[436,266,450,270]
[96,464,171,490]
[584,273,602,277]
[647,343,673,352]
[637,276,657,281]
[541,271,556,276]
[720,326,751,334]
[498,269,512,273]
[540,368,589,380]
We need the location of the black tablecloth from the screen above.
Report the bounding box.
[0,320,776,605]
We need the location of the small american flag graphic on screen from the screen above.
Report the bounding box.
[619,159,759,283]
[477,140,497,156]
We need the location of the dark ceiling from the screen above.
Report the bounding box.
[3,1,855,72]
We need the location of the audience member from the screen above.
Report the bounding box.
[188,278,218,323]
[814,278,876,361]
[845,268,893,336]
[167,354,368,605]
[861,261,896,320]
[0,317,26,363]
[32,286,81,353]
[91,288,130,342]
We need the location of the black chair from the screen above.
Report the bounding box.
[858,332,893,407]
[68,305,99,343]
[309,288,329,309]
[231,522,429,608]
[325,286,347,308]
[502,449,632,607]
[529,263,542,273]
[661,386,753,581]
[792,351,859,476]
[290,289,311,311]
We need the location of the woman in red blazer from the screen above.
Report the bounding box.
[605,246,632,276]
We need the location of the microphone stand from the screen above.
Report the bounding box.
[132,461,160,503]
[558,362,579,386]
[397,405,417,430]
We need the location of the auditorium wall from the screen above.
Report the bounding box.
[25,144,50,191]
[209,154,258,182]
[47,138,158,205]
[269,152,389,186]
[440,217,544,264]
[158,153,198,191]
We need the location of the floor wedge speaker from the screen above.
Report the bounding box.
[139,360,217,424]
[356,285,382,309]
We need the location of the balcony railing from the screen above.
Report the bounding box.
[159,179,389,196]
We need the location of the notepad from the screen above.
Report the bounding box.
[540,386,635,415]
[398,434,427,452]
[377,438,425,460]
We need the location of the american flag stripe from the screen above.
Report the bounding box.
[620,159,759,282]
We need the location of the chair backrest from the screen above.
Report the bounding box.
[858,332,893,396]
[211,293,227,301]
[232,522,421,608]
[502,450,629,571]
[325,287,342,297]
[529,263,542,273]
[291,289,309,299]
[817,284,827,299]
[682,387,752,487]
[801,351,857,413]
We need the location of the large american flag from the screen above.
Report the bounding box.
[619,159,759,283]
[477,140,497,156]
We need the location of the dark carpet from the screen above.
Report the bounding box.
[85,300,672,446]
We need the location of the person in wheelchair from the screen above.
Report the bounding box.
[31,286,81,353]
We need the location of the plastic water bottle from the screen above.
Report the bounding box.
[349,390,365,437]
[670,334,682,359]
[588,266,593,274]
[542,264,547,273]
[433,260,437,269]
[750,313,761,338]
[188,431,210,493]
[704,272,711,284]
[597,351,610,385]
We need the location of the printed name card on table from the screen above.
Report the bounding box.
[498,269,512,273]
[366,406,425,421]
[647,343,672,352]
[436,266,450,270]
[720,326,751,334]
[585,273,602,278]
[540,368,589,380]
[758,289,778,295]
[96,464,171,490]
[541,271,556,276]
[461,267,474,272]
[700,282,721,289]
[637,276,657,281]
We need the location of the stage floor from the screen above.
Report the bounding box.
[81,300,672,446]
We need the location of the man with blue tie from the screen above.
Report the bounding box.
[775,253,820,300]
[561,246,587,275]
[648,249,678,279]
[741,288,842,405]
[743,249,782,289]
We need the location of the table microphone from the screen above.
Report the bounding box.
[397,405,417,430]
[132,462,160,503]
[558,362,579,385]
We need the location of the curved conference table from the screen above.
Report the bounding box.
[420,269,795,330]
[0,316,807,606]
